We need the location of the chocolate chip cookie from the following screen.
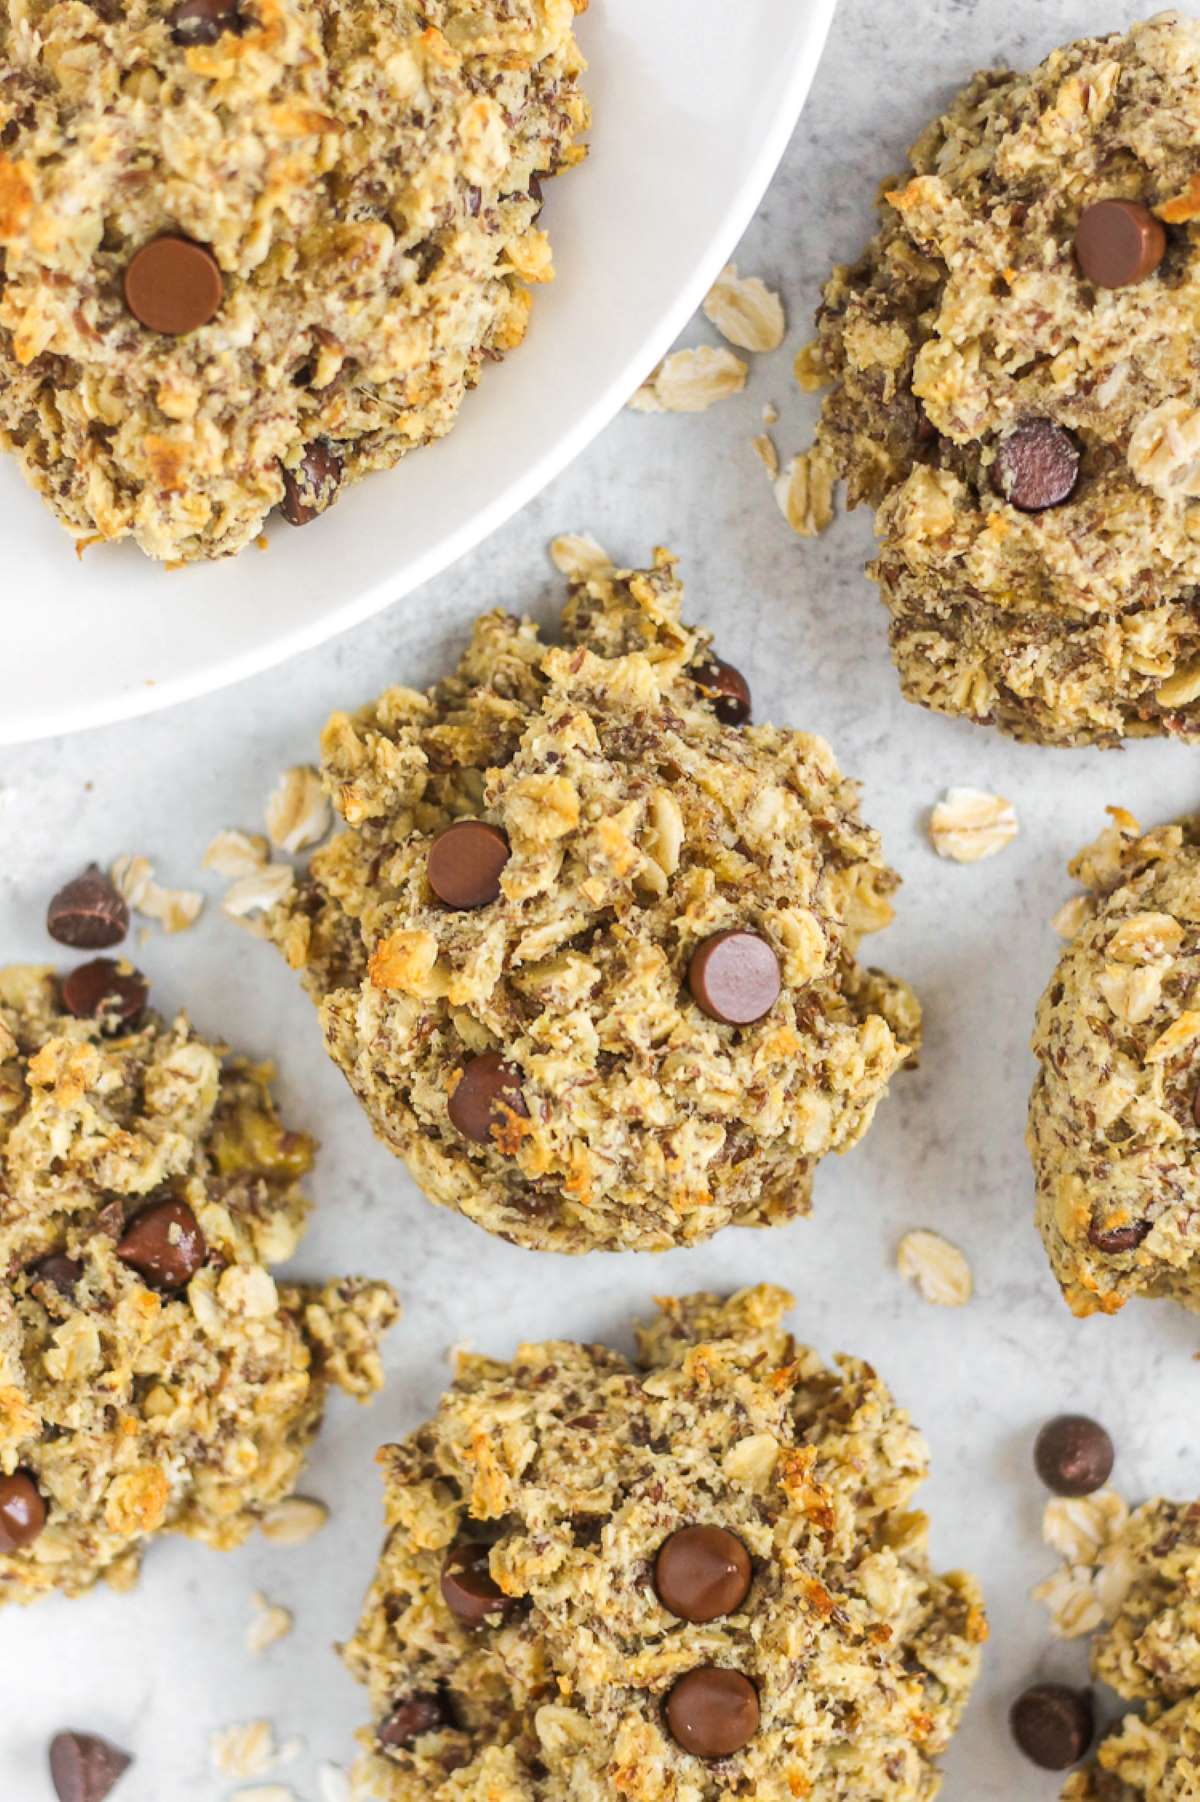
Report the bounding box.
[271,544,920,1253]
[1029,809,1200,1317]
[0,963,397,1604]
[0,0,588,561]
[804,14,1200,746]
[343,1285,987,1801]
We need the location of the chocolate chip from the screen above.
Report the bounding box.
[124,236,224,335]
[447,1053,528,1146]
[1075,199,1166,290]
[687,930,780,1026]
[440,1542,519,1627]
[693,657,752,726]
[29,1255,84,1299]
[48,1731,132,1802]
[993,418,1081,513]
[1193,1080,1200,1129]
[280,440,344,526]
[664,1668,760,1759]
[0,1470,46,1553]
[47,866,129,950]
[61,960,148,1032]
[169,0,239,43]
[529,172,544,217]
[378,1693,451,1748]
[1088,1215,1152,1254]
[655,1525,752,1623]
[1010,1684,1094,1771]
[1034,1416,1115,1496]
[116,1199,206,1291]
[428,820,510,910]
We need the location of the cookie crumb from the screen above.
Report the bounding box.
[317,1765,351,1802]
[210,1722,277,1780]
[549,533,612,580]
[630,346,748,413]
[773,449,835,537]
[929,788,1018,863]
[223,864,297,925]
[702,263,786,353]
[247,1591,294,1655]
[793,339,830,392]
[897,1230,973,1306]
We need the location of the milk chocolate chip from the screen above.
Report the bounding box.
[124,236,223,335]
[688,930,780,1026]
[448,1054,528,1145]
[993,418,1080,512]
[665,1668,760,1759]
[427,821,510,910]
[655,1525,752,1623]
[116,1199,206,1291]
[1075,199,1166,289]
[0,1470,46,1552]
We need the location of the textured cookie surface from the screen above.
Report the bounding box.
[1029,809,1200,1317]
[272,545,920,1254]
[344,1284,987,1802]
[0,963,397,1605]
[0,0,587,561]
[806,13,1200,747]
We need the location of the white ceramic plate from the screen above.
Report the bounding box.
[2,0,834,745]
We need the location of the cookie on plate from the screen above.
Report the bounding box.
[271,542,920,1254]
[0,0,588,561]
[0,963,397,1605]
[343,1284,987,1801]
[1029,808,1200,1317]
[803,13,1200,747]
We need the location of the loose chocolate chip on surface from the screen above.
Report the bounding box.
[993,418,1081,513]
[169,0,239,43]
[665,1668,760,1759]
[448,1053,528,1145]
[30,1255,84,1299]
[0,1470,46,1553]
[428,820,510,910]
[1010,1684,1094,1771]
[1034,1415,1115,1497]
[47,865,129,950]
[48,1731,133,1802]
[116,1199,206,1291]
[440,1542,518,1627]
[280,440,344,526]
[378,1693,451,1748]
[655,1525,752,1623]
[693,657,752,726]
[61,960,148,1031]
[124,236,224,335]
[1075,199,1166,289]
[1088,1215,1152,1254]
[688,930,781,1026]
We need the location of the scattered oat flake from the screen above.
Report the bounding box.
[702,263,786,353]
[266,765,331,854]
[234,1789,297,1802]
[630,346,748,414]
[549,533,612,581]
[318,1765,352,1802]
[773,448,835,537]
[111,854,203,933]
[1031,1564,1105,1639]
[929,788,1019,864]
[762,402,779,427]
[1052,894,1093,940]
[897,1230,973,1307]
[260,1496,328,1545]
[223,863,296,923]
[203,829,269,878]
[1043,1490,1128,1566]
[211,1721,277,1780]
[752,434,780,479]
[247,1590,294,1654]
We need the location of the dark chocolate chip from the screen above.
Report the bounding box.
[61,960,148,1032]
[1075,199,1166,290]
[687,930,781,1026]
[124,236,224,335]
[169,0,239,44]
[440,1542,519,1627]
[116,1199,206,1291]
[529,172,544,217]
[378,1693,451,1749]
[993,418,1081,512]
[1034,1415,1115,1497]
[0,1470,46,1553]
[47,866,129,950]
[664,1668,760,1759]
[447,1053,528,1146]
[29,1255,84,1299]
[1088,1215,1152,1254]
[1010,1684,1094,1771]
[48,1731,133,1802]
[427,821,510,910]
[693,657,752,726]
[280,440,344,526]
[655,1525,752,1623]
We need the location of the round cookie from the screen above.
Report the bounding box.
[0,0,587,562]
[0,963,397,1604]
[272,543,921,1254]
[1029,809,1200,1317]
[343,1285,987,1801]
[805,14,1200,747]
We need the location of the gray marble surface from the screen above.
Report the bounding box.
[4,3,1200,1797]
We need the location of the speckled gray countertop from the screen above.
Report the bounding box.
[4,4,1199,1798]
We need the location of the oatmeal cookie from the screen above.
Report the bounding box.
[0,962,397,1605]
[0,0,588,562]
[271,545,920,1254]
[1063,1498,1200,1802]
[1029,808,1200,1317]
[343,1284,987,1802]
[806,12,1200,747]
